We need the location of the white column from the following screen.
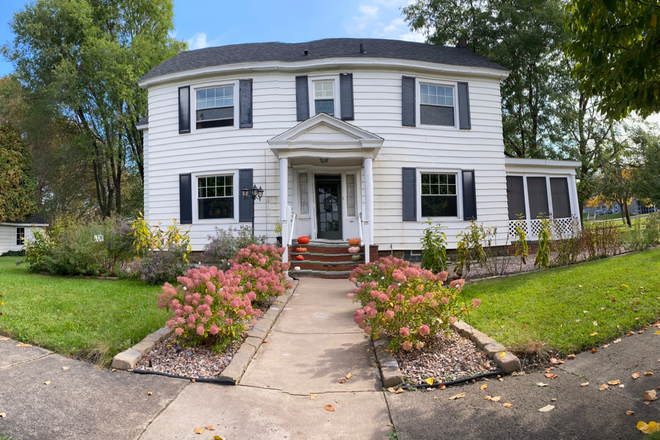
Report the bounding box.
[279,157,289,263]
[364,157,374,263]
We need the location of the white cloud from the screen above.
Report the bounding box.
[344,1,425,43]
[359,4,379,18]
[187,32,209,50]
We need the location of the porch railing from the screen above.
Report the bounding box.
[287,211,298,246]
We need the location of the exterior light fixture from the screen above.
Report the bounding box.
[242,184,264,236]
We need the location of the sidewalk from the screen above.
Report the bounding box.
[139,277,393,439]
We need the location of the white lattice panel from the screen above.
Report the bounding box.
[508,215,580,240]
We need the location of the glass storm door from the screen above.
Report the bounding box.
[315,175,342,239]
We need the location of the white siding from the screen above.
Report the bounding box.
[146,67,509,251]
[0,225,39,254]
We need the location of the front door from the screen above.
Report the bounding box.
[315,175,342,239]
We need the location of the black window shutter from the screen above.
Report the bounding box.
[402,76,416,127]
[179,173,192,224]
[402,167,417,221]
[295,76,309,121]
[178,86,190,134]
[340,73,354,121]
[457,82,471,130]
[239,79,253,128]
[462,170,477,220]
[239,169,254,222]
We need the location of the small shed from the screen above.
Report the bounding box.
[0,214,48,255]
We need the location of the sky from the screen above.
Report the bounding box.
[0,0,422,77]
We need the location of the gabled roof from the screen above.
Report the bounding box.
[139,38,508,83]
[2,213,48,225]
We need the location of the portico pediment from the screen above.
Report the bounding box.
[268,113,383,160]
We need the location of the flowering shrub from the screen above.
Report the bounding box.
[158,245,292,348]
[202,225,266,270]
[128,244,191,285]
[348,256,480,352]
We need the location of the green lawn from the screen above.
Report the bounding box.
[461,247,660,356]
[0,257,166,366]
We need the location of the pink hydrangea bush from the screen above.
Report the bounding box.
[348,257,480,352]
[158,245,292,348]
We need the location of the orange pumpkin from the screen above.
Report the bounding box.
[348,238,361,246]
[297,236,310,245]
[296,247,307,253]
[295,255,304,261]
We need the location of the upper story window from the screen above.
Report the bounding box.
[16,227,25,246]
[196,86,234,129]
[420,84,455,127]
[198,175,234,219]
[421,173,458,217]
[313,81,335,116]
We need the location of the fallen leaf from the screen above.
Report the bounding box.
[206,426,215,431]
[213,436,225,440]
[263,341,270,344]
[644,390,658,401]
[480,384,488,391]
[491,396,502,402]
[638,421,660,434]
[590,332,598,336]
[627,411,635,415]
[62,367,69,371]
[591,348,598,353]
[346,373,352,379]
[499,378,504,382]
[633,372,641,379]
[499,352,506,358]
[449,393,466,400]
[0,337,9,341]
[387,388,395,393]
[614,338,622,344]
[545,373,558,380]
[581,382,589,387]
[646,372,654,376]
[426,378,434,386]
[338,378,346,384]
[194,427,205,434]
[593,321,598,326]
[537,382,549,387]
[0,412,5,418]
[608,380,621,385]
[551,398,557,402]
[438,384,446,390]
[539,405,555,412]
[603,344,610,348]
[567,354,576,359]
[484,395,492,400]
[395,388,405,394]
[16,343,32,347]
[599,384,609,391]
[655,331,660,335]
[646,401,652,405]
[324,404,336,412]
[502,403,512,408]
[620,384,625,388]
[44,381,51,385]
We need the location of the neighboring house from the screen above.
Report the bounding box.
[137,38,580,271]
[0,214,48,255]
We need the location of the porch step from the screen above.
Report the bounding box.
[289,239,371,279]
[292,269,353,279]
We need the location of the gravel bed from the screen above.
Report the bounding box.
[134,297,275,379]
[394,329,498,385]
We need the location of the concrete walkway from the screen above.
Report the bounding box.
[140,278,393,439]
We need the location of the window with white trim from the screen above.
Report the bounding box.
[421,173,458,217]
[198,175,234,219]
[420,84,455,126]
[196,86,234,129]
[16,227,25,246]
[299,173,309,215]
[313,81,335,116]
[346,174,356,217]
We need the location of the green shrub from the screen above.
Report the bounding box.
[534,219,551,268]
[454,222,503,277]
[623,214,660,252]
[202,225,266,270]
[1,249,25,257]
[420,220,447,273]
[349,256,480,352]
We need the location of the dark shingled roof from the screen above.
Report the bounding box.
[139,38,507,83]
[4,213,47,224]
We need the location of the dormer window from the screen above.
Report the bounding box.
[313,81,335,116]
[196,86,234,129]
[420,84,455,126]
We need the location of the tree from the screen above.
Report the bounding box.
[565,0,660,119]
[0,123,36,223]
[598,160,635,227]
[629,125,660,205]
[3,0,186,216]
[403,0,569,158]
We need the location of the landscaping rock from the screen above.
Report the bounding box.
[131,340,156,356]
[482,342,508,358]
[111,348,141,370]
[495,352,522,374]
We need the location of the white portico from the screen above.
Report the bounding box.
[268,113,383,262]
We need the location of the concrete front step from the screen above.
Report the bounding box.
[294,260,363,272]
[292,269,353,279]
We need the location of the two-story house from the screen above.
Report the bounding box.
[138,38,580,276]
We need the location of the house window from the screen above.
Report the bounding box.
[506,176,526,220]
[526,177,549,219]
[346,174,356,217]
[421,173,458,217]
[16,227,25,246]
[299,173,309,215]
[198,175,234,219]
[196,86,234,129]
[313,81,335,116]
[550,177,571,218]
[420,84,455,126]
